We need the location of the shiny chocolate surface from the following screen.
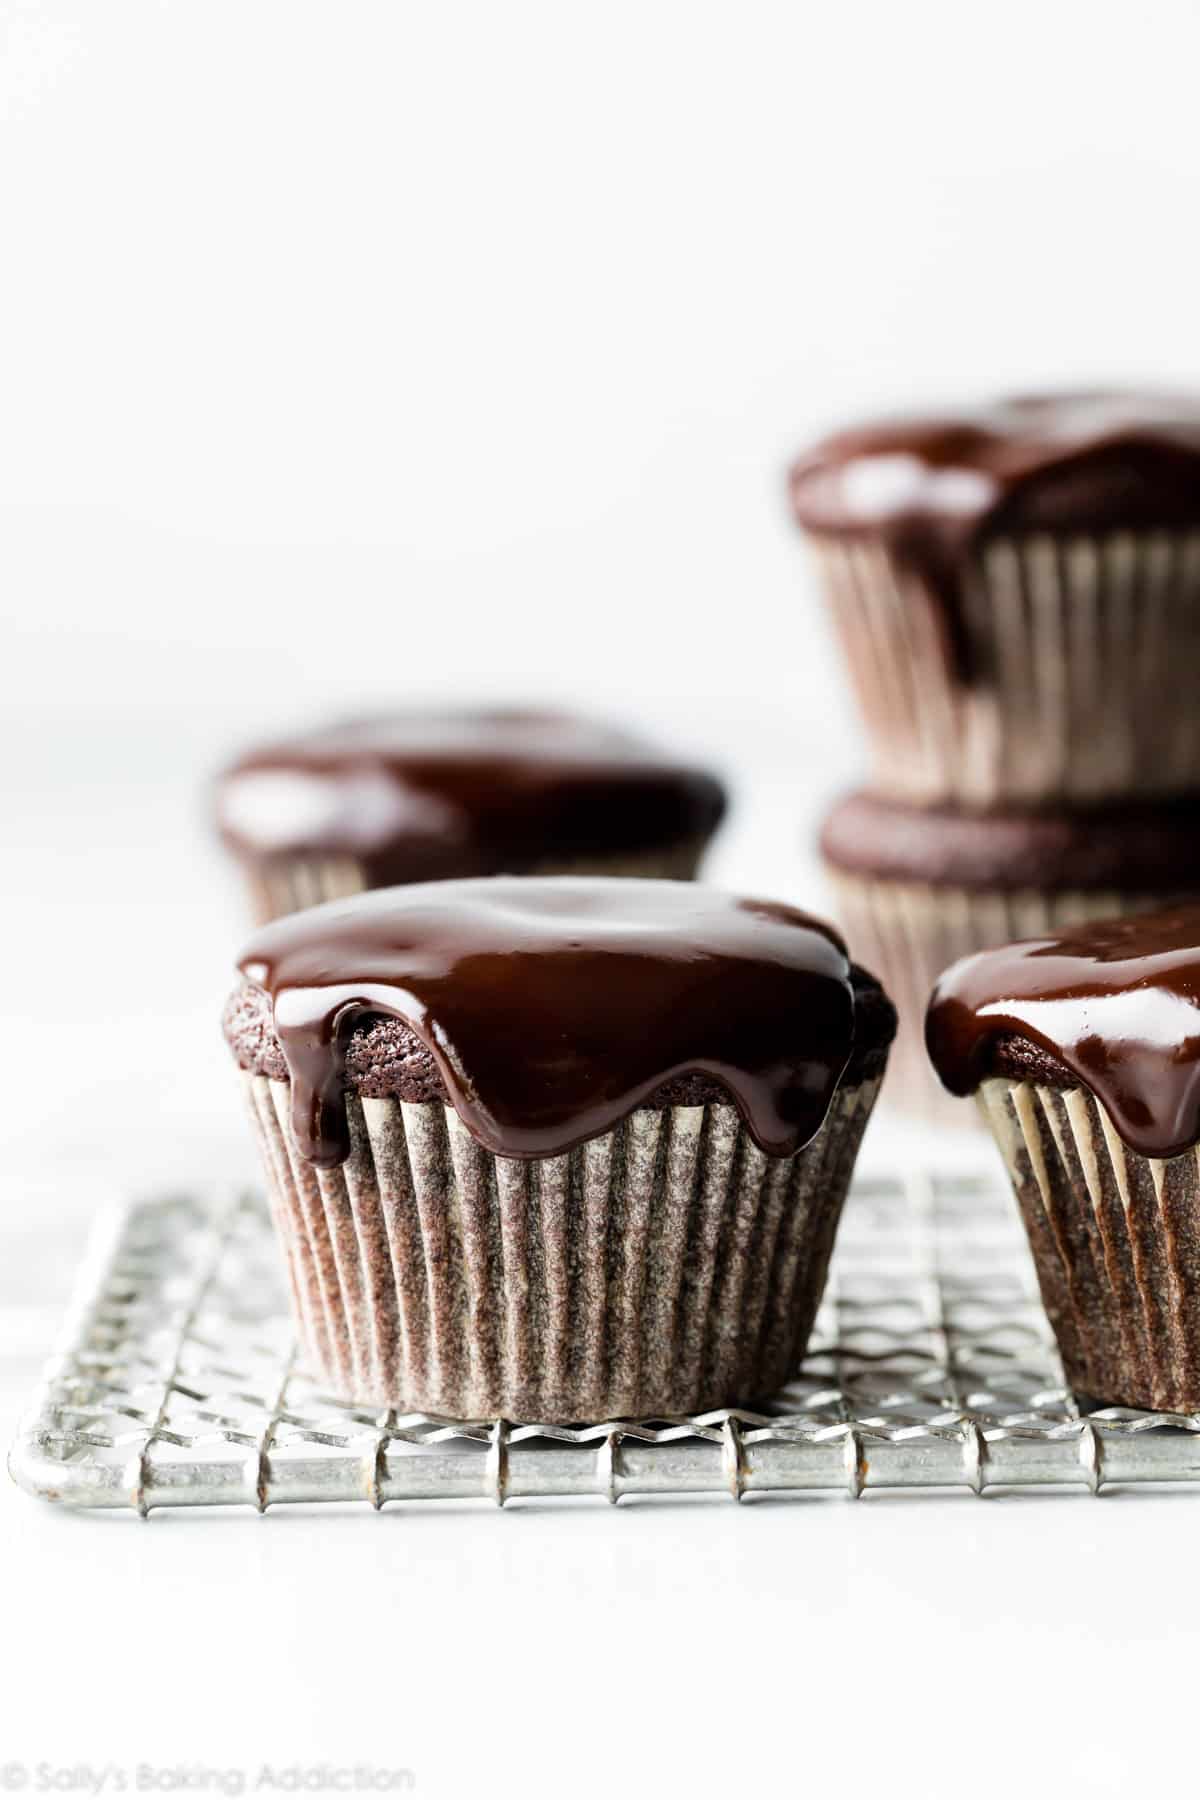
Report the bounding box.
[238,876,857,1166]
[926,903,1200,1157]
[217,710,726,878]
[791,393,1200,678]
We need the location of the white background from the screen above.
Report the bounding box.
[3,4,1200,1795]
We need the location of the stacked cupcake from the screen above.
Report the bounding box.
[790,393,1200,1122]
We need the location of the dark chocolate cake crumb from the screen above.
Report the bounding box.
[821,788,1200,893]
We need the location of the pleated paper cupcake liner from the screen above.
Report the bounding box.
[812,529,1200,809]
[243,1074,881,1421]
[825,871,1173,1128]
[978,1076,1200,1412]
[239,836,712,925]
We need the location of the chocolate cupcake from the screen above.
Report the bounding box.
[927,905,1200,1412]
[791,393,1200,809]
[216,710,727,923]
[224,876,895,1421]
[820,788,1200,1124]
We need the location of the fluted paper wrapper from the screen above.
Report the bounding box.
[978,1077,1200,1412]
[826,871,1172,1127]
[242,1076,880,1420]
[812,530,1200,808]
[241,837,710,925]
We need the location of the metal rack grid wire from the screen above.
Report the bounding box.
[11,1170,1200,1512]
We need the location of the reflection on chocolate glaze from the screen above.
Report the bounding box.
[926,903,1200,1158]
[216,710,726,879]
[237,876,857,1167]
[790,393,1200,678]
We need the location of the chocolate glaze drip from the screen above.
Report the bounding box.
[216,710,727,879]
[926,903,1200,1158]
[790,393,1200,679]
[235,876,860,1167]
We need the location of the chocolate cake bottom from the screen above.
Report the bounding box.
[239,836,713,925]
[242,1078,881,1422]
[979,1076,1200,1413]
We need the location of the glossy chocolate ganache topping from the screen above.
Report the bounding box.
[790,392,1200,677]
[228,877,892,1167]
[926,904,1200,1158]
[216,710,726,879]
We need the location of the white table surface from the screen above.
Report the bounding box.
[2,720,1194,1800]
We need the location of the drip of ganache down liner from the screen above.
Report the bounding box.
[235,877,861,1167]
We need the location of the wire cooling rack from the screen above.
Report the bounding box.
[11,1172,1200,1513]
